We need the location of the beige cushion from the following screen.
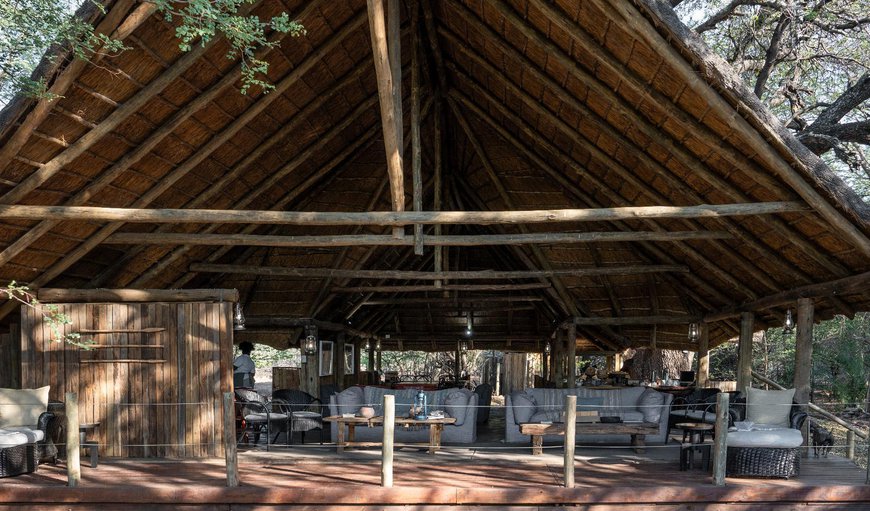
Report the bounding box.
[746,387,795,428]
[0,386,50,428]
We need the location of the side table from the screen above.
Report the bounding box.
[79,422,100,468]
[677,422,712,471]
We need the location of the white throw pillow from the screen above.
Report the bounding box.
[0,386,50,428]
[746,387,795,428]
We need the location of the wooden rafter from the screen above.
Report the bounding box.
[332,283,552,293]
[366,0,405,234]
[573,315,702,326]
[189,263,689,279]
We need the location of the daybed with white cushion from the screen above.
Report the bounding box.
[0,386,59,477]
[328,386,478,444]
[726,387,807,478]
[505,387,673,445]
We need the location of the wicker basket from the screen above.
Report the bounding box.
[726,446,800,479]
[0,443,38,478]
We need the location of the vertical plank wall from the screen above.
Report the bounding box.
[20,301,233,459]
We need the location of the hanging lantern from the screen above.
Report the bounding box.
[465,311,473,337]
[459,340,468,353]
[413,390,428,420]
[233,303,245,331]
[687,323,700,342]
[302,324,317,355]
[783,309,795,334]
[544,341,551,354]
[364,339,371,351]
[375,339,382,351]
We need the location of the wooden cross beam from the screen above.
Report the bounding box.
[572,315,702,326]
[104,231,731,247]
[331,283,552,293]
[188,263,690,279]
[0,203,806,225]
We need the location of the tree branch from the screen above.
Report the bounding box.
[808,73,870,130]
[754,13,791,98]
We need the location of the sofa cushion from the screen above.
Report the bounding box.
[529,410,563,423]
[0,386,49,428]
[671,410,716,423]
[746,387,795,428]
[727,427,803,448]
[511,390,537,424]
[578,396,604,412]
[364,387,418,417]
[638,388,665,422]
[616,410,646,422]
[0,427,44,448]
[443,390,470,426]
[335,386,364,415]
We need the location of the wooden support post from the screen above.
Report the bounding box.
[222,392,239,487]
[736,312,754,394]
[381,394,395,488]
[454,343,461,380]
[563,394,576,488]
[848,430,856,460]
[566,323,576,388]
[794,298,814,458]
[376,349,382,374]
[65,392,81,487]
[367,344,375,372]
[553,329,564,388]
[712,392,729,486]
[794,298,814,405]
[697,322,710,388]
[336,332,346,387]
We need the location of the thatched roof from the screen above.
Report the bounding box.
[0,0,868,352]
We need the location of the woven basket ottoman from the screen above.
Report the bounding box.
[726,427,803,479]
[0,443,38,478]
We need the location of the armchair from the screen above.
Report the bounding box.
[234,389,289,450]
[272,389,324,445]
[726,389,807,479]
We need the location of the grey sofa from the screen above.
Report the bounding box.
[328,386,478,444]
[505,387,673,444]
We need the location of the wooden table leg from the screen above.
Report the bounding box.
[631,434,646,454]
[336,422,346,453]
[429,424,443,454]
[346,424,356,451]
[531,435,543,455]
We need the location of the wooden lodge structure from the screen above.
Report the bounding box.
[0,0,869,507]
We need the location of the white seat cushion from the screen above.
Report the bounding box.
[0,386,50,428]
[0,427,43,447]
[245,412,288,422]
[727,427,802,448]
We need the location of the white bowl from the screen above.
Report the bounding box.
[359,406,376,418]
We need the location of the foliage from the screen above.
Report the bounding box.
[674,0,870,200]
[0,0,305,104]
[0,281,93,349]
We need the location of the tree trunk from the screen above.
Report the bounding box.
[621,348,692,382]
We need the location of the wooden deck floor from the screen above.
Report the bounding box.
[2,447,868,510]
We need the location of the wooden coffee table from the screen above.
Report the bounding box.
[519,421,659,454]
[324,416,456,454]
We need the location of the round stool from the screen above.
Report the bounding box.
[677,422,713,471]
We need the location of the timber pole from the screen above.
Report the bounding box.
[564,394,577,488]
[223,392,240,487]
[794,298,814,458]
[381,394,395,487]
[697,322,710,388]
[712,392,729,486]
[65,392,81,487]
[736,312,754,394]
[566,322,577,388]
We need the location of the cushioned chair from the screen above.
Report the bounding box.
[473,384,492,423]
[726,388,808,479]
[272,389,324,445]
[234,389,289,450]
[667,388,721,438]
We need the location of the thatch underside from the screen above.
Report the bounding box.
[0,0,867,352]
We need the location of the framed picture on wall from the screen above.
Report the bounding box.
[344,344,355,374]
[319,340,333,376]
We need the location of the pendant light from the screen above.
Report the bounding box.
[783,309,795,334]
[687,322,700,342]
[233,303,245,331]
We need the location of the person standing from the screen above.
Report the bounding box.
[233,341,256,388]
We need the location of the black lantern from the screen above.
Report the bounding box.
[783,309,795,334]
[302,324,317,355]
[687,323,700,342]
[544,341,551,354]
[233,303,245,331]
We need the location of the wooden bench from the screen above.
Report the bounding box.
[519,421,659,454]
